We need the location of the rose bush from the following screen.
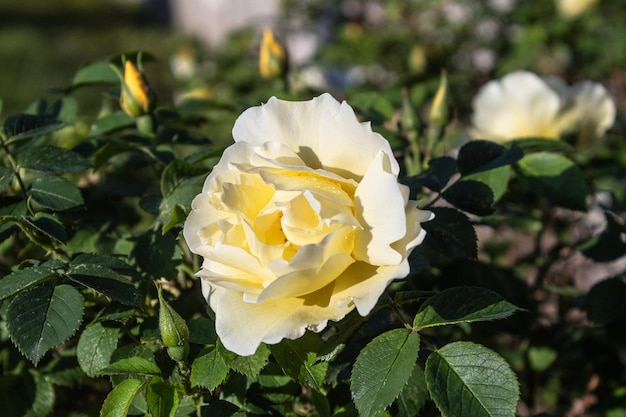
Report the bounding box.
[470,70,615,145]
[184,94,432,355]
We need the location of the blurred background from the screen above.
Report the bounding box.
[2,0,626,126]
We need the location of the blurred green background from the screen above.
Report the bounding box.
[0,0,177,116]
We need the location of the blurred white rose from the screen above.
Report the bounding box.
[184,94,432,355]
[470,70,615,145]
[556,0,599,18]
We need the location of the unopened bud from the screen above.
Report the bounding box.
[429,70,448,128]
[259,28,288,80]
[157,285,189,351]
[119,60,156,117]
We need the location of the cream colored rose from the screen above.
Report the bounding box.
[470,70,615,145]
[184,94,432,356]
[555,0,599,19]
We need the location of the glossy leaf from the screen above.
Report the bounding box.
[99,357,162,376]
[508,137,574,154]
[6,284,84,365]
[30,176,84,211]
[515,152,587,211]
[413,287,522,330]
[67,263,141,307]
[217,340,270,378]
[425,342,519,417]
[191,347,230,391]
[413,156,457,192]
[351,329,420,417]
[90,111,135,136]
[0,260,64,301]
[146,377,179,417]
[442,180,494,216]
[71,253,137,277]
[77,322,119,377]
[457,140,523,176]
[71,59,118,87]
[16,145,89,173]
[271,332,328,392]
[463,166,510,202]
[3,114,65,144]
[396,363,428,417]
[422,207,477,260]
[100,378,144,417]
[160,159,206,197]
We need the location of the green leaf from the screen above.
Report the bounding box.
[16,145,90,173]
[67,263,141,306]
[90,111,135,136]
[0,166,13,190]
[6,284,84,365]
[1,214,67,246]
[351,329,420,417]
[463,166,510,202]
[3,114,65,144]
[271,332,328,391]
[396,363,428,417]
[99,357,162,376]
[457,140,523,176]
[191,347,230,391]
[515,152,588,211]
[29,213,67,244]
[425,341,519,417]
[28,371,56,417]
[161,159,206,197]
[77,322,120,377]
[146,377,179,417]
[413,287,522,330]
[30,176,84,211]
[71,59,118,87]
[413,157,457,192]
[132,230,180,280]
[585,278,626,324]
[442,180,494,216]
[217,341,270,378]
[100,378,144,417]
[508,137,573,154]
[188,317,218,345]
[0,260,64,301]
[422,207,477,260]
[71,253,138,277]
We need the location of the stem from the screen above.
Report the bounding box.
[0,135,29,201]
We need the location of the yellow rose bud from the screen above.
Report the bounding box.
[120,60,156,117]
[429,70,448,128]
[157,285,189,349]
[259,28,288,80]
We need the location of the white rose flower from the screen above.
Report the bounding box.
[555,0,599,19]
[184,94,432,356]
[470,70,615,145]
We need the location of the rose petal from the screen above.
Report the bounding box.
[204,280,352,356]
[330,261,409,316]
[232,94,398,179]
[353,150,407,265]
